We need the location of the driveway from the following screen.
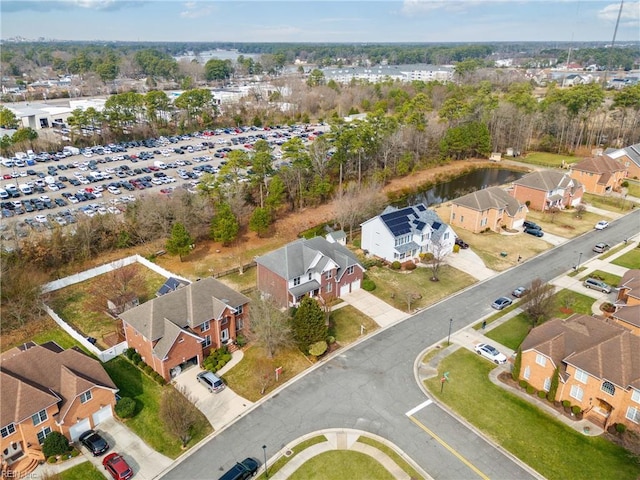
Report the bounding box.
[445,248,497,281]
[172,364,254,430]
[339,288,409,327]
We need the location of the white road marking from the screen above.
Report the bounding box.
[405,399,433,417]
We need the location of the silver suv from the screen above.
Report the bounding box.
[583,278,612,293]
[196,371,225,393]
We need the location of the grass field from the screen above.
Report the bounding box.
[288,451,395,480]
[584,193,634,213]
[580,270,622,287]
[612,244,640,269]
[518,152,580,167]
[56,461,106,480]
[329,305,379,344]
[425,350,640,480]
[103,357,212,458]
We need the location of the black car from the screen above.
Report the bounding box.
[524,226,544,237]
[523,220,541,231]
[219,458,260,480]
[79,430,109,456]
[454,238,469,249]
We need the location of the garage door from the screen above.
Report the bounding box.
[69,418,91,442]
[352,279,361,291]
[92,405,113,426]
[512,219,524,229]
[340,283,350,296]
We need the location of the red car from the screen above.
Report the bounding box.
[103,453,133,480]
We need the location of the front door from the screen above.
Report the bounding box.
[221,328,229,344]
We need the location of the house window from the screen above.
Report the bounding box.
[80,391,92,404]
[460,216,464,223]
[535,354,546,367]
[326,282,332,293]
[293,277,300,286]
[601,381,615,396]
[480,218,487,227]
[32,409,47,426]
[236,304,243,315]
[221,316,229,326]
[308,272,312,281]
[236,318,244,331]
[452,213,455,220]
[203,335,211,348]
[574,369,588,384]
[626,406,640,424]
[443,232,449,240]
[523,366,530,380]
[632,389,640,404]
[325,271,333,280]
[37,427,52,445]
[570,385,584,401]
[201,321,210,332]
[346,266,354,275]
[543,378,551,392]
[1,423,16,438]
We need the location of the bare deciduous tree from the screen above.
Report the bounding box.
[87,262,145,315]
[333,182,386,241]
[0,256,46,330]
[159,385,203,448]
[248,294,293,358]
[253,357,276,395]
[524,278,555,327]
[424,238,449,281]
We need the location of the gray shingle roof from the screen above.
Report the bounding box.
[513,170,581,192]
[120,277,249,342]
[452,186,522,216]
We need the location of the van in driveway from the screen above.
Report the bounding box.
[583,278,612,293]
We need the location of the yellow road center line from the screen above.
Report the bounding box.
[408,415,490,480]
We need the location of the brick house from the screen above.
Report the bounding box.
[120,277,250,381]
[511,170,584,211]
[360,204,455,264]
[519,314,640,431]
[605,143,640,181]
[449,186,528,233]
[256,236,364,309]
[569,155,627,195]
[612,269,640,335]
[0,342,118,477]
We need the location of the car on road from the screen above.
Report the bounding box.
[103,453,133,480]
[474,343,508,364]
[196,371,225,393]
[219,457,260,480]
[592,242,610,253]
[454,237,469,249]
[583,277,612,293]
[511,286,528,298]
[491,297,513,310]
[524,226,544,237]
[79,430,109,456]
[595,220,609,230]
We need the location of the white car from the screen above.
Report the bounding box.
[34,214,48,223]
[595,220,609,230]
[474,343,507,364]
[107,186,121,195]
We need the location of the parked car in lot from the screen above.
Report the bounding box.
[196,371,225,393]
[524,227,544,237]
[103,453,133,480]
[583,277,612,293]
[491,297,513,310]
[454,237,469,249]
[594,220,609,230]
[79,430,109,456]
[219,457,260,480]
[592,243,610,253]
[511,286,528,298]
[474,343,507,364]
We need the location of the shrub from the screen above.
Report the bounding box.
[152,372,164,384]
[453,244,460,253]
[405,262,416,271]
[571,405,582,415]
[70,449,80,458]
[391,261,401,270]
[115,397,136,418]
[518,380,528,389]
[352,238,361,248]
[526,385,536,395]
[143,365,154,375]
[236,334,247,347]
[136,359,146,368]
[308,340,328,356]
[421,252,434,262]
[562,400,571,408]
[327,335,336,344]
[47,456,57,464]
[216,360,227,370]
[537,390,547,399]
[615,423,627,434]
[123,348,136,360]
[43,432,70,458]
[362,278,376,291]
[131,352,142,364]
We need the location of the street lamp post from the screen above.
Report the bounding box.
[447,318,453,346]
[575,252,583,271]
[262,445,268,478]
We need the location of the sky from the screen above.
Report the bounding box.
[1,0,639,43]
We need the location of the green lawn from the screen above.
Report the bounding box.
[329,305,379,344]
[626,180,640,198]
[583,193,634,213]
[288,451,395,480]
[612,245,640,269]
[103,357,212,458]
[424,350,640,480]
[56,461,105,480]
[357,436,423,479]
[365,265,476,312]
[519,152,580,167]
[580,270,622,287]
[486,290,595,350]
[257,436,327,479]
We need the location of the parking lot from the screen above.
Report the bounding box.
[0,123,329,239]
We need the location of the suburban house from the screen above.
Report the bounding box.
[120,277,250,381]
[449,186,528,233]
[0,342,118,477]
[612,269,640,335]
[605,143,640,181]
[360,204,455,263]
[256,236,364,309]
[511,170,584,211]
[518,314,640,431]
[569,155,627,195]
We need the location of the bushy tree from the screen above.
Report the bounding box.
[115,397,136,418]
[210,203,239,246]
[166,222,193,261]
[249,207,271,237]
[291,297,327,352]
[42,431,70,458]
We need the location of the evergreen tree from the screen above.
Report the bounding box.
[512,347,522,381]
[166,222,193,261]
[249,207,271,237]
[291,297,327,352]
[210,203,239,246]
[547,366,560,402]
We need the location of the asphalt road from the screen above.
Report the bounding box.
[161,210,639,480]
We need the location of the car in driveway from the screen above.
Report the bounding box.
[524,226,544,237]
[583,277,612,293]
[474,343,507,364]
[593,242,610,253]
[511,286,528,298]
[79,430,109,456]
[103,452,133,480]
[454,237,469,249]
[523,220,541,231]
[491,297,513,310]
[196,371,225,393]
[595,220,609,230]
[219,457,260,480]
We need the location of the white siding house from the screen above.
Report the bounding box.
[360,204,455,263]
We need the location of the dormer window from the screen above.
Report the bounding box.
[293,277,301,286]
[601,381,615,396]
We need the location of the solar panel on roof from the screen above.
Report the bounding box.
[414,221,425,230]
[416,204,426,211]
[432,221,441,230]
